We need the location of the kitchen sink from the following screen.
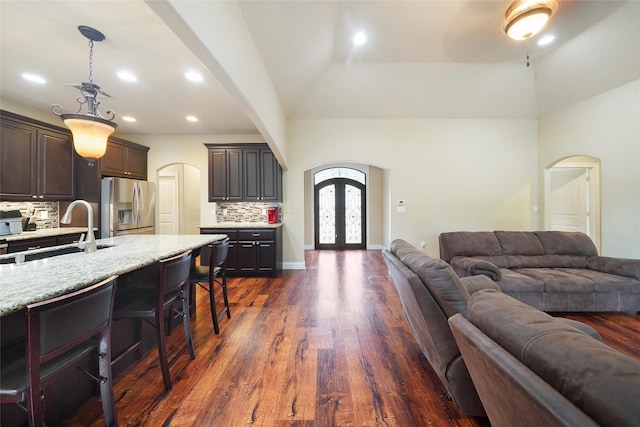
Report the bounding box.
[0,243,114,264]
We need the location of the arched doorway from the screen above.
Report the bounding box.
[544,155,601,251]
[314,167,366,250]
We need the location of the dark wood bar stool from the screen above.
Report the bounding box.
[0,275,119,427]
[190,238,230,334]
[112,250,194,392]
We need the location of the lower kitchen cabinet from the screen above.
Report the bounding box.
[200,226,282,277]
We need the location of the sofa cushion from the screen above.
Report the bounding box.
[512,268,594,293]
[494,231,544,255]
[496,269,545,293]
[439,231,502,262]
[466,290,640,427]
[534,231,598,256]
[556,268,640,291]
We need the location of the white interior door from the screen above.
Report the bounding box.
[158,174,179,234]
[547,167,589,233]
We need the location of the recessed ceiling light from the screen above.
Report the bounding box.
[122,116,136,122]
[353,31,367,46]
[22,73,46,84]
[185,71,203,83]
[186,115,198,122]
[117,71,137,82]
[538,34,555,46]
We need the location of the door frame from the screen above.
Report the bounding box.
[544,156,601,252]
[314,177,367,250]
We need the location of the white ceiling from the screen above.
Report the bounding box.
[1,0,638,137]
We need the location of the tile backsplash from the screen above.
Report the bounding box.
[0,202,59,230]
[217,202,282,223]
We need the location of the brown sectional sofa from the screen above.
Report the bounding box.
[382,239,601,417]
[449,290,640,427]
[439,231,640,312]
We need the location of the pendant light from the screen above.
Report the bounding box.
[51,26,117,165]
[501,0,558,41]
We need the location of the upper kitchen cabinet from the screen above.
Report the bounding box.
[100,137,149,180]
[0,111,75,201]
[206,144,282,203]
[243,147,282,202]
[206,146,243,202]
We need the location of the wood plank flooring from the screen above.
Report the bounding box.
[64,250,639,427]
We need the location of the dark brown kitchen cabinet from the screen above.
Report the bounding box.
[199,227,282,277]
[100,137,148,180]
[206,144,282,203]
[206,147,243,202]
[0,111,75,201]
[243,147,281,202]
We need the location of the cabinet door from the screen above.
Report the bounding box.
[226,240,238,274]
[243,148,260,201]
[101,139,128,177]
[37,128,74,199]
[226,149,243,201]
[256,240,276,274]
[127,146,147,179]
[208,149,227,201]
[260,149,281,201]
[0,117,37,199]
[237,241,258,273]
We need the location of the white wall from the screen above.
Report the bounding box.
[285,118,539,264]
[538,79,640,258]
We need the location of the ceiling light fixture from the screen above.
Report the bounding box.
[353,31,367,46]
[22,73,46,84]
[51,25,116,165]
[185,71,203,83]
[117,71,137,82]
[501,0,558,41]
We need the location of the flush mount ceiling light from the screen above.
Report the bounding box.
[501,0,558,41]
[51,25,117,165]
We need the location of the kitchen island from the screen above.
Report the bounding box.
[0,234,227,316]
[0,234,227,425]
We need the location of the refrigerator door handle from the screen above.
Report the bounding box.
[138,182,144,226]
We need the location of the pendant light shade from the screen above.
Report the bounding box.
[62,114,115,162]
[51,26,117,165]
[501,0,558,41]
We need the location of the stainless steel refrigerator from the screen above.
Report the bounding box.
[101,177,155,237]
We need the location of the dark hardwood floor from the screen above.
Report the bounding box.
[65,250,639,427]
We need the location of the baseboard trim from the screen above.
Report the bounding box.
[283,262,306,270]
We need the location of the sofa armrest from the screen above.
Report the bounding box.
[460,275,501,296]
[587,256,640,280]
[450,256,502,281]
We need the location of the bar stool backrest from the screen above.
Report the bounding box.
[161,251,193,296]
[26,275,119,426]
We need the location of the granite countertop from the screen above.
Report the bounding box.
[3,227,91,242]
[199,222,283,229]
[0,234,226,316]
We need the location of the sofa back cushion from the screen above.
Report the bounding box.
[534,231,598,256]
[391,239,468,318]
[382,248,459,375]
[439,231,502,262]
[494,231,544,255]
[467,290,640,427]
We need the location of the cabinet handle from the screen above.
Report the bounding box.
[252,233,260,237]
[32,195,37,199]
[39,195,44,199]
